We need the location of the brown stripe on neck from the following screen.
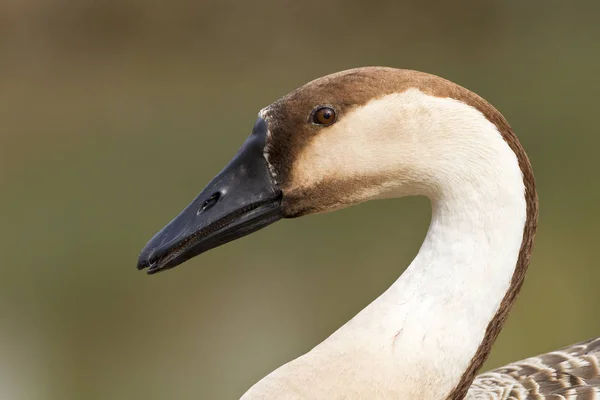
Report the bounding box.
[395,70,539,398]
[440,80,539,400]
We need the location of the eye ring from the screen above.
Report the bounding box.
[312,106,337,126]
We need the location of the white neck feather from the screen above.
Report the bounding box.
[242,90,527,399]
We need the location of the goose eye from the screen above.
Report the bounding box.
[312,107,336,126]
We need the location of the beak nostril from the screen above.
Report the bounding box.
[198,192,221,214]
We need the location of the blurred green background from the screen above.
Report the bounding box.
[2,0,600,399]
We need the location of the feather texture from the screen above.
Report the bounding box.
[468,337,600,399]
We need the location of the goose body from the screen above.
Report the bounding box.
[138,67,600,399]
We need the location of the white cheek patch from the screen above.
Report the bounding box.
[290,90,424,194]
[290,89,515,202]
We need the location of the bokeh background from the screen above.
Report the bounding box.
[2,1,600,399]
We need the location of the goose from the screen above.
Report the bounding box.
[137,67,600,399]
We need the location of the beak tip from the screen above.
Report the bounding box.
[137,237,163,272]
[136,249,153,271]
[137,250,170,274]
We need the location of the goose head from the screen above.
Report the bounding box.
[137,66,525,274]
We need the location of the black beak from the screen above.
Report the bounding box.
[137,118,283,274]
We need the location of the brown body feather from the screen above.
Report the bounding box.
[468,337,600,399]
